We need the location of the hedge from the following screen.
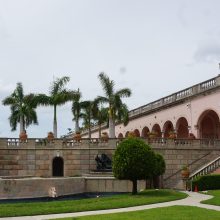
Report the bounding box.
[192,174,220,191]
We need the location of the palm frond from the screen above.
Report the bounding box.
[115,88,132,98]
[50,76,70,96]
[98,72,114,97]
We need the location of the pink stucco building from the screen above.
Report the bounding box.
[84,75,220,140]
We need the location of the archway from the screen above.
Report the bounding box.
[141,127,150,138]
[125,131,130,137]
[163,121,174,138]
[176,117,189,138]
[52,157,64,177]
[151,124,162,137]
[133,129,140,137]
[118,133,123,139]
[198,110,220,139]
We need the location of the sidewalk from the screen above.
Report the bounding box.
[2,191,220,220]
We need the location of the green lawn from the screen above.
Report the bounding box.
[0,190,186,217]
[202,190,220,206]
[54,206,220,220]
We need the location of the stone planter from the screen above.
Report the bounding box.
[74,132,81,142]
[181,167,190,179]
[101,132,109,142]
[19,131,27,142]
[47,132,54,141]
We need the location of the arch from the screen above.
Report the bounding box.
[176,117,189,138]
[125,131,130,137]
[133,129,140,137]
[197,110,220,139]
[118,133,123,139]
[163,121,174,138]
[152,124,162,137]
[141,126,150,138]
[52,157,64,177]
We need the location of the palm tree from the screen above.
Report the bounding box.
[97,72,132,138]
[71,88,83,133]
[93,99,108,138]
[38,76,77,138]
[81,100,96,139]
[2,82,39,133]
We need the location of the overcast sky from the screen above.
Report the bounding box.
[0,0,220,138]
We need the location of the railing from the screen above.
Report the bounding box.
[129,76,219,118]
[164,151,213,184]
[2,137,220,149]
[189,156,220,181]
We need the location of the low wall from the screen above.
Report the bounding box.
[85,177,145,193]
[0,177,85,199]
[0,177,145,200]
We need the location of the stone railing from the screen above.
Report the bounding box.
[129,76,220,118]
[1,137,220,149]
[189,156,220,181]
[0,138,119,149]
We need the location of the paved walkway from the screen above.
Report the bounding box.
[2,191,220,220]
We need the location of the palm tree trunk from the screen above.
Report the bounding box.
[53,105,57,138]
[109,116,115,138]
[75,118,79,133]
[98,123,101,138]
[20,116,24,134]
[88,115,91,139]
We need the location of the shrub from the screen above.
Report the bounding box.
[113,137,156,194]
[192,174,220,191]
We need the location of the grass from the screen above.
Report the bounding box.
[54,206,220,220]
[0,190,186,217]
[202,190,220,206]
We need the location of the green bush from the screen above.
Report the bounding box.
[113,137,156,194]
[192,174,220,191]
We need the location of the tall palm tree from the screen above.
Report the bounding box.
[2,82,39,133]
[93,99,109,138]
[81,100,96,139]
[71,88,83,133]
[97,72,132,138]
[38,76,77,138]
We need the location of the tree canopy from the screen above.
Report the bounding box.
[113,137,156,194]
[97,72,131,138]
[2,82,39,133]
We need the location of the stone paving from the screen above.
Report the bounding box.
[1,191,220,220]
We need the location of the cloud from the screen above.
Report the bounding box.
[194,43,220,63]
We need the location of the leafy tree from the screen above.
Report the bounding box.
[37,76,77,138]
[152,153,166,188]
[97,72,131,138]
[2,82,39,133]
[153,153,166,177]
[71,88,83,133]
[113,137,155,194]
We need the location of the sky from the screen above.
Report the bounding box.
[0,0,220,138]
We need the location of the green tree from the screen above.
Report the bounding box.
[97,72,131,138]
[152,153,166,188]
[81,100,96,139]
[93,99,109,138]
[38,76,77,138]
[71,88,83,133]
[2,82,39,133]
[113,137,155,195]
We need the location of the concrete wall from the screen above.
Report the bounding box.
[0,177,145,199]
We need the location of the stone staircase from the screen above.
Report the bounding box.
[189,155,220,181]
[164,151,220,189]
